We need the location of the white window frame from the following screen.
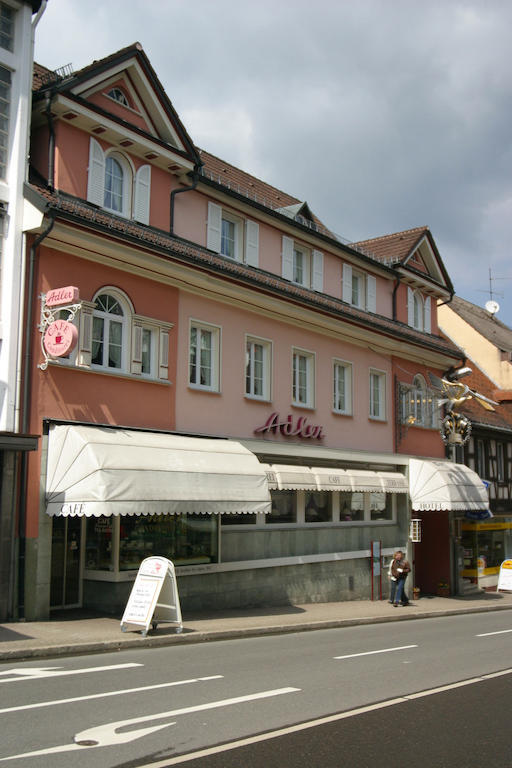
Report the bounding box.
[342,264,376,312]
[91,290,131,372]
[245,335,272,401]
[407,287,432,333]
[292,347,315,409]
[369,368,386,421]
[207,201,259,267]
[282,236,324,291]
[48,291,173,382]
[333,359,353,415]
[188,319,221,392]
[293,244,310,287]
[87,138,151,224]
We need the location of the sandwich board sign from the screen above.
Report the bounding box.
[497,559,512,593]
[120,556,183,636]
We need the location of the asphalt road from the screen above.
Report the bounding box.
[1,610,511,767]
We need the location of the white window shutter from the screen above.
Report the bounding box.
[134,164,151,225]
[159,330,169,380]
[342,264,352,303]
[424,295,431,333]
[282,236,294,280]
[77,305,93,367]
[131,324,142,375]
[245,220,259,267]
[87,138,105,207]
[407,287,414,326]
[207,202,222,252]
[312,250,324,292]
[366,274,376,313]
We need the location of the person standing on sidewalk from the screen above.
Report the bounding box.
[391,551,411,606]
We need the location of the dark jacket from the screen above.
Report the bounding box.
[391,558,411,580]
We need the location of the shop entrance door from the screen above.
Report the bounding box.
[50,516,83,608]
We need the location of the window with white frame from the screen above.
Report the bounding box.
[92,293,127,370]
[207,201,259,266]
[0,66,11,180]
[51,288,172,381]
[400,374,437,428]
[282,236,323,292]
[333,359,352,415]
[342,264,376,312]
[407,287,431,333]
[292,348,315,408]
[189,321,220,391]
[87,137,151,224]
[0,3,14,51]
[245,336,271,400]
[369,369,386,420]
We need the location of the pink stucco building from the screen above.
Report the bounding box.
[11,44,489,620]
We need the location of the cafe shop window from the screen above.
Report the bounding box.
[305,490,332,523]
[85,514,219,571]
[340,491,364,522]
[267,490,297,523]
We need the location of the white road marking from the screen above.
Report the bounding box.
[0,675,223,714]
[0,662,142,683]
[0,686,301,761]
[334,644,418,659]
[130,667,512,767]
[476,629,512,637]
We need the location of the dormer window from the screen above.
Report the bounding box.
[87,138,151,224]
[107,87,129,107]
[407,288,431,333]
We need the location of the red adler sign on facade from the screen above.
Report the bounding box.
[254,412,324,439]
[45,285,80,307]
[43,320,78,358]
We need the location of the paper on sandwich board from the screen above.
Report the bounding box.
[497,559,512,593]
[120,556,182,635]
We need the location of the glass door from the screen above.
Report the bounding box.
[50,516,83,608]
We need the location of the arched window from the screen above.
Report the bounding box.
[400,373,437,428]
[87,138,151,224]
[407,287,431,333]
[104,156,124,213]
[413,293,424,331]
[92,292,129,371]
[107,87,129,107]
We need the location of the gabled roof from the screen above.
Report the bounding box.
[353,226,453,295]
[32,43,201,169]
[447,296,512,355]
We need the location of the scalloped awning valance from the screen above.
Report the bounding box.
[46,424,271,517]
[409,459,489,512]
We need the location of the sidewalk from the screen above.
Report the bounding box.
[1,591,512,662]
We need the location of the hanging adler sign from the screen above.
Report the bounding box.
[254,412,324,439]
[38,286,82,371]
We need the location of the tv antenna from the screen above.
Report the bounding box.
[478,268,508,317]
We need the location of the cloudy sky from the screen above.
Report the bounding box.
[34,0,512,327]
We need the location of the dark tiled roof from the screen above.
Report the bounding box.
[32,62,56,91]
[448,295,512,354]
[352,226,429,266]
[29,181,462,362]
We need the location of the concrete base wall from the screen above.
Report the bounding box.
[83,557,394,616]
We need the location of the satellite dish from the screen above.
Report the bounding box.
[485,300,500,315]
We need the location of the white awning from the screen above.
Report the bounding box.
[409,459,489,512]
[262,464,408,493]
[261,464,317,490]
[46,424,271,517]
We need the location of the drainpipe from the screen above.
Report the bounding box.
[392,276,401,321]
[437,290,455,308]
[15,215,55,618]
[170,164,201,235]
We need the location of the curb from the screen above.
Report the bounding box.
[2,602,511,662]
